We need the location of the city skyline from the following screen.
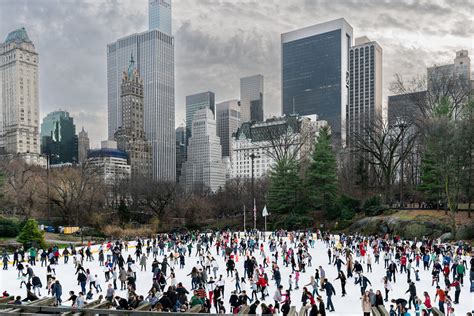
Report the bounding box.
[0,0,472,145]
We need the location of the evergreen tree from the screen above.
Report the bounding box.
[418,144,443,209]
[17,218,45,248]
[305,127,339,215]
[268,158,302,215]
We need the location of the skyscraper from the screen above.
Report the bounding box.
[347,36,383,147]
[0,28,40,154]
[175,126,186,181]
[185,91,215,143]
[114,55,152,179]
[180,108,226,192]
[40,110,78,164]
[78,127,90,164]
[428,50,471,88]
[240,74,264,122]
[107,2,175,181]
[148,0,172,35]
[216,99,241,157]
[281,18,353,144]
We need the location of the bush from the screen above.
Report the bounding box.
[0,217,20,237]
[363,196,387,216]
[17,219,45,248]
[272,213,313,230]
[340,195,360,220]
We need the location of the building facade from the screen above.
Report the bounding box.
[40,110,78,164]
[231,115,327,179]
[148,0,172,35]
[281,18,353,145]
[347,36,383,147]
[428,50,471,89]
[87,140,131,185]
[387,91,427,126]
[185,91,215,144]
[0,28,40,154]
[107,27,175,181]
[180,108,226,192]
[78,127,90,164]
[114,56,152,179]
[175,126,186,181]
[240,74,264,122]
[216,99,241,158]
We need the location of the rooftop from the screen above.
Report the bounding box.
[5,27,32,44]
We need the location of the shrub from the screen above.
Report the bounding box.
[340,195,360,220]
[363,196,387,216]
[17,219,45,248]
[0,217,20,238]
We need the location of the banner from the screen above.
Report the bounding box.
[262,205,268,217]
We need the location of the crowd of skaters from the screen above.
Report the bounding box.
[1,229,473,316]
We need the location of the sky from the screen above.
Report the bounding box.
[1,0,472,147]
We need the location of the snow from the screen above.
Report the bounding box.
[1,233,473,315]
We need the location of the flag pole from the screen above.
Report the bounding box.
[243,204,246,233]
[253,199,256,231]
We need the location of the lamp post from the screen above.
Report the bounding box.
[397,122,407,209]
[249,152,260,230]
[45,153,59,224]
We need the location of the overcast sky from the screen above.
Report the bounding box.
[1,0,472,147]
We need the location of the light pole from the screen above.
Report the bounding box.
[249,153,260,230]
[397,122,407,209]
[45,153,58,224]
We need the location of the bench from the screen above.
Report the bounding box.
[135,302,151,311]
[238,305,250,314]
[371,306,381,316]
[432,307,445,316]
[288,306,297,316]
[188,304,202,313]
[298,306,307,316]
[0,296,14,304]
[377,305,389,316]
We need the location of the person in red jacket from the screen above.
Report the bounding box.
[449,278,461,304]
[257,274,268,300]
[400,255,407,274]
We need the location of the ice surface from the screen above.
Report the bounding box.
[1,233,472,315]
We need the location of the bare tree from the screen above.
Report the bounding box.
[350,117,418,204]
[47,162,104,225]
[255,116,316,164]
[0,158,42,218]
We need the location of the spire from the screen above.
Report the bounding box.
[128,52,135,79]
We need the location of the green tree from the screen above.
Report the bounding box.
[268,158,302,215]
[418,146,444,210]
[305,127,339,215]
[420,97,470,238]
[17,218,45,248]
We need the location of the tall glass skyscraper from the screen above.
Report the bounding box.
[185,91,215,144]
[40,110,78,164]
[281,18,353,144]
[240,74,264,122]
[107,2,175,181]
[216,99,241,157]
[149,0,172,35]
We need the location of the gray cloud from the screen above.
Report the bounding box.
[0,0,472,145]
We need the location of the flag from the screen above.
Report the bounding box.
[253,199,257,221]
[262,205,269,217]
